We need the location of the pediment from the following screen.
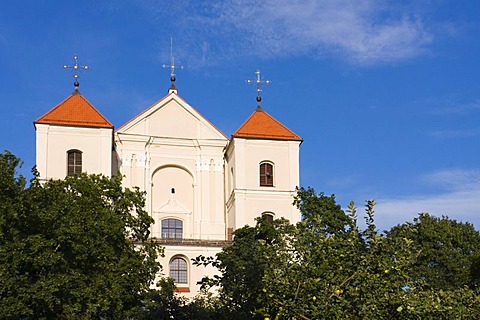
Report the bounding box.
[116,93,227,141]
[157,196,191,215]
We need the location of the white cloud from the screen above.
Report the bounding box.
[138,0,434,65]
[252,0,432,63]
[376,190,480,231]
[421,169,480,191]
[432,100,480,115]
[429,128,480,139]
[375,169,480,231]
[426,99,480,139]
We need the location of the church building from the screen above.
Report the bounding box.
[33,58,302,297]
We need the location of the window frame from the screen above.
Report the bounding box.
[259,161,274,187]
[262,212,275,224]
[67,149,83,176]
[169,256,188,284]
[161,218,183,239]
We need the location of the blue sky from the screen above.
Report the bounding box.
[1,1,480,231]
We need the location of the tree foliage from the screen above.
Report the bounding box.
[195,187,480,319]
[3,150,480,319]
[0,151,163,319]
[387,213,480,290]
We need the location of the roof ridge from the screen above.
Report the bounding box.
[76,94,112,126]
[34,94,75,123]
[232,108,302,141]
[34,93,113,128]
[232,110,257,136]
[258,108,299,138]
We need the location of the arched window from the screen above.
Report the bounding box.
[170,257,188,284]
[259,162,274,186]
[67,149,82,176]
[162,219,183,239]
[262,212,275,224]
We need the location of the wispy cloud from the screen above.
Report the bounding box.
[250,0,432,64]
[376,190,480,230]
[375,168,480,230]
[137,0,434,66]
[425,99,480,139]
[421,169,480,191]
[429,128,480,139]
[432,100,480,115]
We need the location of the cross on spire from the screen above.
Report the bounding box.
[246,70,271,109]
[63,54,90,92]
[162,38,184,93]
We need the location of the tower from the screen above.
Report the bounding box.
[225,70,302,232]
[34,55,113,180]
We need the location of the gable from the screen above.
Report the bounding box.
[117,93,227,141]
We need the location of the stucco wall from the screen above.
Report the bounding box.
[35,124,113,180]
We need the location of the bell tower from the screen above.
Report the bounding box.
[225,70,302,231]
[34,55,114,180]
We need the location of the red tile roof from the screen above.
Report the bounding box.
[34,92,113,128]
[233,107,302,141]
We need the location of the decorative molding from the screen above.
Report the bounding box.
[156,194,191,215]
[214,159,223,172]
[120,153,132,167]
[136,154,150,168]
[195,159,210,172]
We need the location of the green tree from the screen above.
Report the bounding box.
[194,216,297,319]
[386,213,480,290]
[195,187,480,319]
[254,196,419,319]
[0,151,164,319]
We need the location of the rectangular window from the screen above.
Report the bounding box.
[67,150,82,176]
[260,163,273,186]
[262,213,274,224]
[162,219,183,239]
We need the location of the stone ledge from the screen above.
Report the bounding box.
[151,238,232,248]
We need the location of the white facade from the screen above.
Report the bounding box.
[34,92,114,180]
[35,85,302,297]
[225,137,301,230]
[35,124,113,179]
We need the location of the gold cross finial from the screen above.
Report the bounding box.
[162,38,184,93]
[246,70,271,109]
[63,54,90,92]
